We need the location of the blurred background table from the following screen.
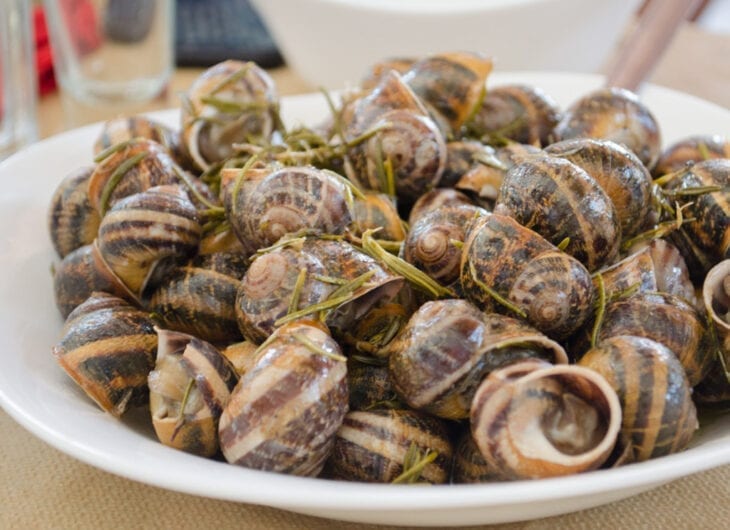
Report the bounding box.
[2,20,729,530]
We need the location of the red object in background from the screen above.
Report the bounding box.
[35,6,56,95]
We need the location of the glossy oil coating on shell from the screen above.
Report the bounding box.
[147,252,248,344]
[239,166,353,250]
[388,300,568,420]
[461,214,594,339]
[324,409,453,483]
[97,185,202,297]
[545,138,654,238]
[495,154,621,271]
[703,259,730,373]
[48,166,100,258]
[149,329,238,457]
[52,292,157,416]
[470,361,621,480]
[578,335,698,462]
[467,84,561,146]
[553,87,661,169]
[653,134,730,177]
[218,321,348,476]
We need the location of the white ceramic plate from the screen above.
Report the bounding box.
[0,73,728,527]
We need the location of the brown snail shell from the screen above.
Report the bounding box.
[323,409,453,484]
[467,84,561,147]
[407,187,473,227]
[703,259,730,374]
[360,57,416,91]
[52,292,157,416]
[495,154,622,271]
[596,292,711,387]
[148,329,238,457]
[181,60,278,171]
[388,299,568,420]
[553,87,661,169]
[402,51,493,134]
[439,140,501,189]
[351,192,406,242]
[48,166,100,258]
[218,320,349,476]
[403,204,487,287]
[692,355,730,404]
[470,360,622,480]
[461,213,594,340]
[53,244,136,319]
[239,165,353,250]
[146,252,248,345]
[653,134,730,177]
[451,428,500,484]
[97,185,202,297]
[346,360,403,412]
[545,138,654,238]
[578,335,698,462]
[221,340,259,376]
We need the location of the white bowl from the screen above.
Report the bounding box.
[250,0,641,89]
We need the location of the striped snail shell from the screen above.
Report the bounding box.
[347,360,403,411]
[388,299,568,420]
[221,340,259,376]
[360,57,416,91]
[323,409,453,484]
[88,138,182,215]
[181,60,278,171]
[148,328,238,457]
[553,87,661,169]
[470,360,622,480]
[661,158,730,279]
[235,242,332,343]
[495,154,622,271]
[545,138,654,238]
[466,84,561,147]
[451,428,500,484]
[146,252,248,345]
[53,244,136,319]
[596,292,712,386]
[407,187,473,227]
[403,204,487,287]
[703,259,730,376]
[52,292,157,416]
[93,115,192,171]
[219,320,349,476]
[439,140,500,189]
[653,134,730,177]
[351,192,406,242]
[692,356,730,404]
[239,165,354,251]
[48,166,100,258]
[460,213,594,340]
[402,51,493,135]
[97,185,202,298]
[578,335,698,462]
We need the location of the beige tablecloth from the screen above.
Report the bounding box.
[3,22,730,530]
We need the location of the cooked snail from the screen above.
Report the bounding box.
[48,166,100,258]
[653,134,730,177]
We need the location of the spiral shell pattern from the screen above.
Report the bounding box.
[578,335,698,462]
[48,166,100,258]
[52,292,157,416]
[97,185,202,297]
[219,321,348,476]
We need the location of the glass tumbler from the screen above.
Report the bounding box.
[0,0,38,161]
[43,0,174,126]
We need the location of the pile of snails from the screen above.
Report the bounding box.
[48,52,730,484]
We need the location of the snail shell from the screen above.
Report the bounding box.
[97,185,202,297]
[460,213,594,340]
[467,84,561,146]
[407,187,473,227]
[495,154,622,271]
[219,321,349,476]
[439,140,501,189]
[347,360,403,411]
[221,340,259,376]
[403,51,493,134]
[239,166,353,250]
[388,299,568,420]
[451,428,500,484]
[553,87,661,169]
[403,204,487,287]
[181,60,278,171]
[360,57,416,91]
[597,292,711,386]
[324,409,453,483]
[703,259,730,375]
[653,134,730,177]
[351,192,406,242]
[48,166,100,258]
[148,329,238,457]
[52,292,157,416]
[470,360,622,480]
[545,138,654,238]
[146,252,248,345]
[578,335,698,462]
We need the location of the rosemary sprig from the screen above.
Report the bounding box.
[620,201,691,252]
[291,331,347,362]
[468,261,527,318]
[392,442,438,484]
[93,138,138,163]
[231,153,261,215]
[172,165,224,212]
[288,268,308,315]
[199,97,270,115]
[557,237,571,252]
[274,293,354,327]
[697,141,711,161]
[591,273,606,348]
[662,185,724,198]
[99,152,148,215]
[171,378,196,441]
[208,63,252,95]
